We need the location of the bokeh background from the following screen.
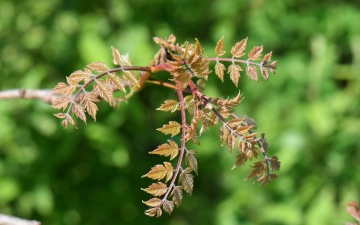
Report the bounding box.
[1,0,360,224]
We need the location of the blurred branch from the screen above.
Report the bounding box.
[0,89,58,104]
[0,214,40,225]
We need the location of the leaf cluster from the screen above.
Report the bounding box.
[52,48,142,128]
[52,34,280,217]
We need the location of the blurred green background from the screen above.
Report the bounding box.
[0,0,360,224]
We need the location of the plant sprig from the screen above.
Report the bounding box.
[52,34,280,217]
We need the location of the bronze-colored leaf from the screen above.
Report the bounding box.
[231,37,248,58]
[141,182,168,196]
[261,67,269,81]
[231,152,247,170]
[228,91,243,107]
[178,168,194,195]
[236,125,253,135]
[81,93,99,121]
[185,150,198,175]
[227,134,236,152]
[164,162,174,183]
[244,132,258,140]
[228,64,242,87]
[261,51,272,65]
[94,79,113,103]
[269,60,278,74]
[246,66,258,81]
[107,73,126,92]
[269,156,281,172]
[163,200,174,215]
[175,71,191,88]
[245,147,259,160]
[69,70,91,84]
[54,113,67,119]
[157,100,179,113]
[194,38,203,56]
[149,140,179,160]
[156,121,181,137]
[227,118,244,129]
[171,186,183,207]
[111,46,121,66]
[246,161,267,180]
[65,114,77,128]
[52,97,70,110]
[53,82,76,96]
[219,125,230,146]
[142,162,174,182]
[238,140,246,152]
[61,119,68,128]
[156,207,162,217]
[144,207,158,217]
[214,62,226,82]
[215,36,226,57]
[248,46,263,60]
[87,62,108,73]
[122,70,140,87]
[72,104,86,123]
[256,175,271,186]
[142,197,162,207]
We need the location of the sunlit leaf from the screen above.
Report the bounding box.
[157,100,179,113]
[141,182,168,196]
[149,140,179,160]
[156,121,181,137]
[261,51,272,65]
[231,37,248,58]
[144,207,158,217]
[107,73,126,92]
[53,82,76,96]
[142,162,174,182]
[248,46,263,60]
[87,62,108,72]
[246,66,258,81]
[228,64,242,87]
[94,79,113,103]
[54,113,67,119]
[52,97,70,110]
[215,36,226,56]
[214,62,226,82]
[72,103,86,123]
[111,46,122,66]
[122,70,140,87]
[142,198,162,207]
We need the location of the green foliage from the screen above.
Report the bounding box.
[0,0,360,224]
